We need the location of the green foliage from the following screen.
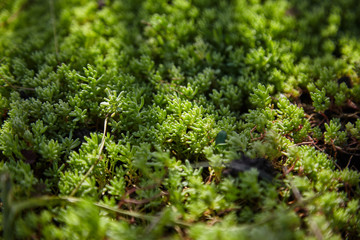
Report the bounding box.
[311,89,330,112]
[1,0,360,239]
[324,119,347,146]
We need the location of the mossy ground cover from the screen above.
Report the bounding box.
[1,0,360,239]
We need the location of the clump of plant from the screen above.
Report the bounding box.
[1,0,360,239]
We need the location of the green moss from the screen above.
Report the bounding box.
[1,0,360,239]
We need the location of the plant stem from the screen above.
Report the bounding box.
[70,116,108,197]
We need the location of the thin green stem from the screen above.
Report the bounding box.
[6,194,191,229]
[70,116,108,197]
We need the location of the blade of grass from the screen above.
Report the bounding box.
[70,115,109,197]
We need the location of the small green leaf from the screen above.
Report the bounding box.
[215,130,227,145]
